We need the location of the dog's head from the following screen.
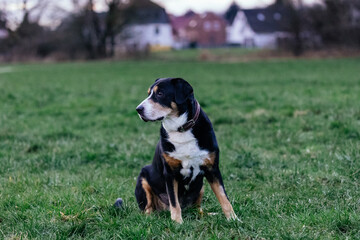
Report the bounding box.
[136,78,193,122]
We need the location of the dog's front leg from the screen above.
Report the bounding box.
[165,177,183,224]
[205,167,238,221]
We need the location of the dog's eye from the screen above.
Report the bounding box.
[157,91,164,97]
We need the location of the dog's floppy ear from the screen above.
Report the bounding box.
[172,78,193,104]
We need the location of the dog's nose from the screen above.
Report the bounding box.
[136,105,144,114]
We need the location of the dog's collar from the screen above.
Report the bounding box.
[178,101,201,132]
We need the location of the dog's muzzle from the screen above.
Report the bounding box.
[136,105,148,122]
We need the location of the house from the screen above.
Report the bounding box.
[169,11,195,49]
[171,12,227,48]
[119,0,173,52]
[224,2,292,48]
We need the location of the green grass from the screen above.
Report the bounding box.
[151,48,258,61]
[0,57,360,239]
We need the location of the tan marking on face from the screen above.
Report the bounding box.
[147,88,150,95]
[203,152,216,167]
[170,102,179,116]
[141,178,154,214]
[169,180,183,224]
[209,181,237,220]
[153,85,158,93]
[148,99,172,114]
[163,153,182,169]
[170,102,177,110]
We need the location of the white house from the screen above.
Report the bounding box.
[224,2,292,49]
[119,0,173,52]
[226,10,255,47]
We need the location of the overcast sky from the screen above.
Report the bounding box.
[153,0,273,15]
[152,0,319,15]
[2,0,320,14]
[1,0,320,27]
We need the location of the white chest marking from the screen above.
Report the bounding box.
[163,113,209,181]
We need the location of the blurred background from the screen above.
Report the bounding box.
[0,0,359,62]
[1,2,360,238]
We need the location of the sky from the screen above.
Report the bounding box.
[1,0,320,28]
[1,0,320,15]
[153,0,319,15]
[153,0,274,15]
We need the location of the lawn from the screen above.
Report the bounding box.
[0,57,360,239]
[150,48,259,61]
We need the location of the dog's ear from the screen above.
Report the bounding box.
[172,78,193,104]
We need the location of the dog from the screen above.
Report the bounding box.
[135,77,238,223]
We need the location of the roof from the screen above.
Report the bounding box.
[128,0,170,24]
[224,2,240,25]
[171,11,226,33]
[170,15,191,31]
[169,11,196,34]
[243,7,291,33]
[224,2,291,33]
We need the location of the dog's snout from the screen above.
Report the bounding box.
[136,105,144,114]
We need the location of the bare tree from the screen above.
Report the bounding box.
[102,0,135,57]
[275,0,305,55]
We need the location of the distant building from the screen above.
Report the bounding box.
[171,12,227,48]
[224,2,292,48]
[119,0,173,52]
[169,11,195,49]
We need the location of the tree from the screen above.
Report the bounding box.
[57,0,135,59]
[275,0,305,56]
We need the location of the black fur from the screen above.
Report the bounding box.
[135,78,230,212]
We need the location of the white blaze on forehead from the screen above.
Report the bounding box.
[137,89,154,108]
[137,89,172,121]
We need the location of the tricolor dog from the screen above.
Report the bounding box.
[135,77,238,223]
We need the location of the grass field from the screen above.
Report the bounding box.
[0,57,360,239]
[150,48,258,61]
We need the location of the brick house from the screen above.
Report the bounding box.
[171,12,227,48]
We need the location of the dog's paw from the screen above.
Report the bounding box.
[145,207,153,215]
[171,215,183,224]
[177,217,184,224]
[198,207,204,217]
[226,211,242,222]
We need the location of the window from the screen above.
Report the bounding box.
[274,13,282,20]
[189,20,197,28]
[155,26,160,35]
[204,21,211,31]
[213,21,220,31]
[257,13,265,21]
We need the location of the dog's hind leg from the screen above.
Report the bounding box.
[135,166,155,214]
[141,178,154,214]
